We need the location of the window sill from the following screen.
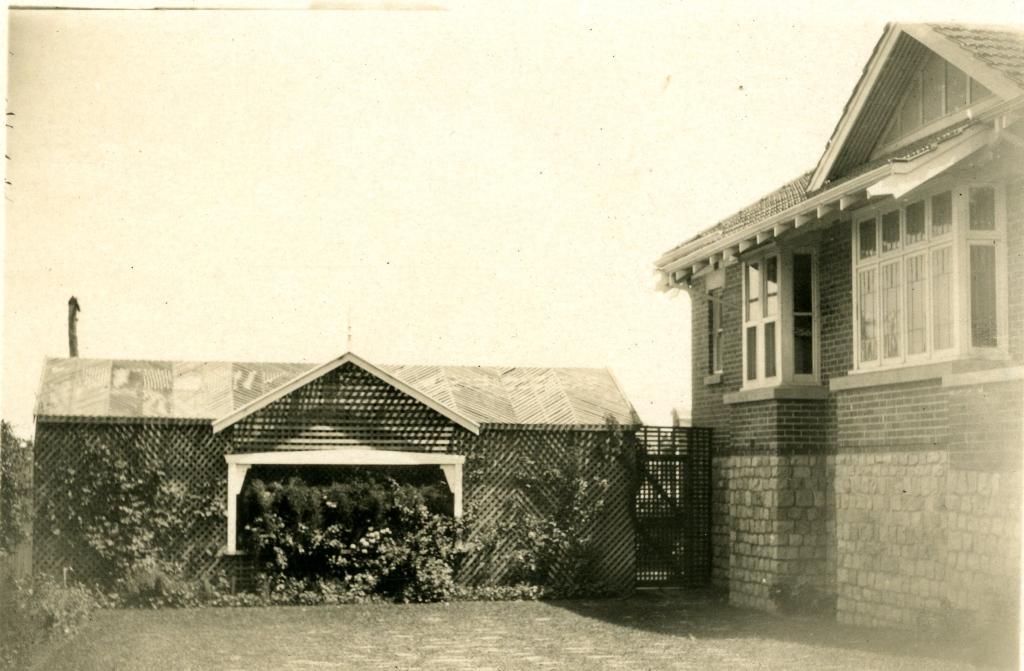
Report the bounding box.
[723,384,829,405]
[704,373,723,386]
[830,358,1008,392]
[942,364,1024,388]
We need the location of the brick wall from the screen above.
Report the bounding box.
[687,173,1022,626]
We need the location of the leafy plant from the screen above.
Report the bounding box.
[0,421,33,557]
[471,419,634,597]
[241,473,466,603]
[0,574,99,668]
[35,431,223,588]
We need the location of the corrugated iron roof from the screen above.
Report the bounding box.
[35,357,639,427]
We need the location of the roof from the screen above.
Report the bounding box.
[35,356,639,427]
[660,119,976,260]
[810,22,1024,191]
[657,22,1024,276]
[931,24,1024,88]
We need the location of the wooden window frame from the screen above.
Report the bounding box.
[708,289,724,375]
[850,179,1008,373]
[741,247,820,390]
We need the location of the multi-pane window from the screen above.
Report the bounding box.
[708,289,723,374]
[742,250,817,387]
[852,183,1006,371]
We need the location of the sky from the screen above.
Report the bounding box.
[2,1,1021,435]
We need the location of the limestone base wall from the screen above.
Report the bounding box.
[835,450,1020,629]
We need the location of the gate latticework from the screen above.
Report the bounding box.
[634,426,712,587]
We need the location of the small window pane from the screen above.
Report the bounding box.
[709,292,723,373]
[969,187,995,230]
[746,262,760,321]
[906,255,927,355]
[970,245,997,348]
[900,75,922,133]
[764,256,779,317]
[859,269,878,362]
[946,64,968,111]
[881,210,901,253]
[793,254,813,313]
[905,201,925,244]
[931,191,952,236]
[970,78,992,102]
[746,326,758,381]
[764,322,777,378]
[922,55,945,122]
[794,315,814,375]
[859,219,877,259]
[882,262,901,359]
[932,246,953,350]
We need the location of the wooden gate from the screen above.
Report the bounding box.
[634,426,712,587]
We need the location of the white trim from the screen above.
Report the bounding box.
[223,448,466,555]
[942,365,1024,388]
[809,23,1022,193]
[224,448,465,467]
[656,165,889,278]
[211,352,482,435]
[809,24,903,192]
[867,127,994,199]
[850,178,1009,374]
[901,24,1024,102]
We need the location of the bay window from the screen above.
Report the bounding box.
[742,248,819,388]
[851,182,1007,371]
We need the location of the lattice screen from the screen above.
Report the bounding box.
[456,426,639,593]
[33,421,230,582]
[634,426,713,587]
[230,362,458,453]
[34,420,643,591]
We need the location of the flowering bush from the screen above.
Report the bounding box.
[241,473,467,603]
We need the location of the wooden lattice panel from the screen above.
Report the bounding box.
[230,362,457,453]
[456,426,638,593]
[33,413,648,594]
[33,421,230,582]
[634,426,713,587]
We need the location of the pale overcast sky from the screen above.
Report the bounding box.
[2,1,1021,434]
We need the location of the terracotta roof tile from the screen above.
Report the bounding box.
[931,24,1024,87]
[661,120,978,262]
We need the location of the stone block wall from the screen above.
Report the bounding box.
[835,450,949,627]
[720,453,834,611]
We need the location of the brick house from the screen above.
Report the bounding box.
[655,23,1024,630]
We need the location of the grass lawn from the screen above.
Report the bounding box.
[29,591,1016,670]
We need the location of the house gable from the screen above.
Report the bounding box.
[809,23,1024,192]
[212,352,482,440]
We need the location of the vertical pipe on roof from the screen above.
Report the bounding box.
[68,296,81,358]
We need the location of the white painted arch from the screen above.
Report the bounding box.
[223,448,465,555]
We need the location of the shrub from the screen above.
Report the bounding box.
[35,432,224,589]
[242,473,465,603]
[0,421,33,557]
[477,419,632,597]
[0,574,99,668]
